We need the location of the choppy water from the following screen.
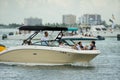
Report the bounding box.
[0,29,120,80]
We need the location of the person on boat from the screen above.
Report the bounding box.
[82,33,84,36]
[59,41,65,47]
[89,41,96,50]
[88,34,91,37]
[41,31,49,41]
[76,41,84,50]
[41,31,49,46]
[59,41,71,48]
[85,33,88,37]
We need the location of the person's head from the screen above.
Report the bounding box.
[59,41,64,45]
[90,41,95,46]
[78,41,82,45]
[44,31,48,37]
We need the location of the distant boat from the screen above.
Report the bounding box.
[0,26,100,65]
[1,27,103,40]
[62,34,98,41]
[87,25,120,37]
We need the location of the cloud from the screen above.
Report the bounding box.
[0,0,120,24]
[47,0,73,8]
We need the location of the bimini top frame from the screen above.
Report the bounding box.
[19,26,78,45]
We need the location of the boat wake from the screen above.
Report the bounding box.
[71,62,93,67]
[0,61,94,67]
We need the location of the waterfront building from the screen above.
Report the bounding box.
[62,14,76,25]
[79,14,101,25]
[24,17,42,26]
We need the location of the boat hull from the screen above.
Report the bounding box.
[0,46,100,65]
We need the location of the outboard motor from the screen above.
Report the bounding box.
[0,44,6,52]
[117,34,120,41]
[97,35,105,40]
[2,34,7,40]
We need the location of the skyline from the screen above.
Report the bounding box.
[0,0,120,25]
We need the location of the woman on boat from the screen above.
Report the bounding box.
[76,41,84,50]
[89,41,96,50]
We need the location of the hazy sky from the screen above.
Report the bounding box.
[0,0,120,24]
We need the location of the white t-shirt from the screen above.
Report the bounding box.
[41,37,49,41]
[41,37,49,46]
[76,44,81,50]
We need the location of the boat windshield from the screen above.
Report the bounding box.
[32,40,59,47]
[63,40,75,46]
[31,39,75,47]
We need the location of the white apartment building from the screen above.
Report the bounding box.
[79,14,101,25]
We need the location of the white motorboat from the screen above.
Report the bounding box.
[0,26,100,65]
[61,27,104,41]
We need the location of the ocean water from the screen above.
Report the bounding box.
[0,29,120,80]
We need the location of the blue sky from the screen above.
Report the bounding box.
[0,0,120,24]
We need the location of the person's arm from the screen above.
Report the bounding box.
[93,47,96,50]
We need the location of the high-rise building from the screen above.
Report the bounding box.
[79,14,101,25]
[24,17,42,26]
[62,14,76,25]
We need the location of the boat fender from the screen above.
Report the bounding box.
[0,44,6,52]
